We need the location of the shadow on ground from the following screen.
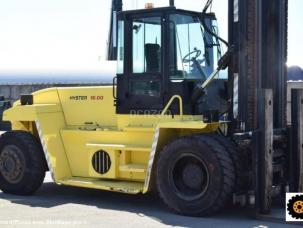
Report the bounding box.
[0,180,296,228]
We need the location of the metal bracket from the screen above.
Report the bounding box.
[254,89,273,214]
[290,89,303,192]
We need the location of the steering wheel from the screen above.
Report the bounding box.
[182,48,202,63]
[182,48,207,80]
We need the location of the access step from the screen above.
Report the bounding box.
[86,143,151,152]
[58,177,144,194]
[119,163,146,173]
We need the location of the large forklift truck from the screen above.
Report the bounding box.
[0,0,301,217]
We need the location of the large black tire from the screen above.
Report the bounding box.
[209,134,247,191]
[156,135,235,216]
[0,131,46,195]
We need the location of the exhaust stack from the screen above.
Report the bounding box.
[107,0,123,61]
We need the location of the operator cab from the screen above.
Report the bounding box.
[115,7,227,115]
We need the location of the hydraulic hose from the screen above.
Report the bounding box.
[201,0,229,47]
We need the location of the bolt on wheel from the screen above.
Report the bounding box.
[169,153,209,201]
[0,145,25,184]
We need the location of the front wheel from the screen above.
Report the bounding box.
[156,135,235,216]
[0,131,46,195]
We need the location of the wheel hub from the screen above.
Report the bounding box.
[0,145,25,184]
[182,163,203,190]
[170,153,209,200]
[3,157,15,172]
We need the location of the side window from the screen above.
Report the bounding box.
[130,80,160,97]
[169,14,211,80]
[117,20,124,74]
[132,17,162,73]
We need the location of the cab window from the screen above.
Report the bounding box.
[132,17,162,73]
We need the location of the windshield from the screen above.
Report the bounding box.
[169,14,220,81]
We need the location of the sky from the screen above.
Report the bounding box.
[0,0,302,73]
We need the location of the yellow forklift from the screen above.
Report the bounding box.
[0,0,300,218]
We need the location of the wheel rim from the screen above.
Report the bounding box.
[0,145,26,184]
[169,153,209,201]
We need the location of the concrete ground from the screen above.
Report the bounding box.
[0,173,300,228]
[0,133,299,228]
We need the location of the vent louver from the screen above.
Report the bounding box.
[92,150,111,174]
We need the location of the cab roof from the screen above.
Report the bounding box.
[117,6,216,20]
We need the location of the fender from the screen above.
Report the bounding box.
[3,102,72,182]
[3,104,61,122]
[143,121,219,193]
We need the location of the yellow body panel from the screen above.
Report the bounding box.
[3,86,219,194]
[57,86,117,127]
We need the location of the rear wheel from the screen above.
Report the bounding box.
[0,131,46,195]
[156,135,235,216]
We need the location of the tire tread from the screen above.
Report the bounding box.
[0,131,46,195]
[157,134,236,216]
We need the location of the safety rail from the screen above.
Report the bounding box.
[161,95,183,117]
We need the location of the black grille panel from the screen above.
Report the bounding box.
[92,150,111,174]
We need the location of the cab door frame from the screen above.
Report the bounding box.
[116,10,167,114]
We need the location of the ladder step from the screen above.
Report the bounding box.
[86,143,150,152]
[58,177,144,194]
[123,127,154,132]
[119,164,146,173]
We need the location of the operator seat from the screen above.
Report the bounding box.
[145,43,161,73]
